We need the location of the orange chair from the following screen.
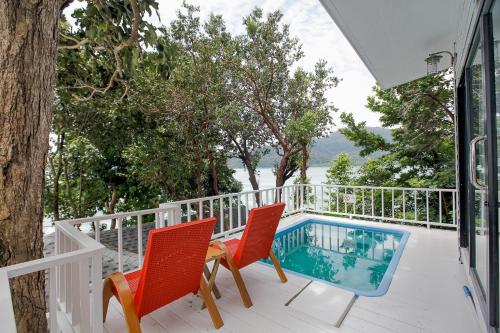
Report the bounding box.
[103,218,223,333]
[213,202,287,306]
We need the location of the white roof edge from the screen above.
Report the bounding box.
[318,0,387,88]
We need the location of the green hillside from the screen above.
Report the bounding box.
[229,127,392,168]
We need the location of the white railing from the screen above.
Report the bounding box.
[167,185,302,239]
[0,183,456,332]
[300,184,457,229]
[0,220,105,333]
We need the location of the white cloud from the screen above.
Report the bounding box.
[64,0,380,128]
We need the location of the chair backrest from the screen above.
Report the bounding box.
[233,203,285,268]
[134,218,216,318]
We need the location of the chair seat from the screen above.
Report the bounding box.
[220,238,241,269]
[112,270,142,300]
[224,239,240,256]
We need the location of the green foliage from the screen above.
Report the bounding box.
[46,3,335,225]
[326,153,354,185]
[226,10,338,185]
[59,0,173,98]
[337,72,455,188]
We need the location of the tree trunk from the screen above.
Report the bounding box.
[240,153,261,205]
[207,147,219,195]
[300,143,308,184]
[63,159,78,217]
[52,132,65,221]
[0,1,63,331]
[232,139,261,204]
[276,151,291,188]
[109,185,118,229]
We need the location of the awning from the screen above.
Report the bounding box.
[319,0,470,89]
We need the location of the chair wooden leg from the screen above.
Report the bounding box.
[103,277,113,322]
[269,250,287,283]
[202,261,222,310]
[104,273,142,333]
[212,241,253,308]
[225,257,253,308]
[204,262,221,298]
[199,277,224,329]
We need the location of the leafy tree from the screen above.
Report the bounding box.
[326,74,455,222]
[339,72,454,188]
[121,5,243,200]
[326,153,354,185]
[228,8,337,187]
[218,101,271,191]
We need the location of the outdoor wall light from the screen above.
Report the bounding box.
[425,51,455,75]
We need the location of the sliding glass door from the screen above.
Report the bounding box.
[463,2,499,330]
[492,1,500,329]
[469,40,489,295]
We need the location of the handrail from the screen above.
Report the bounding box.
[0,220,105,333]
[57,206,172,225]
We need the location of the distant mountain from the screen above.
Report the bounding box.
[228,127,392,168]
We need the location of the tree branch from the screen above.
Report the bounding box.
[61,0,140,100]
[405,92,455,124]
[58,33,90,50]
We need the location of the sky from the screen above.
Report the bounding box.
[65,0,380,129]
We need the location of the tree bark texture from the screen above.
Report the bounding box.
[300,143,308,183]
[0,1,63,331]
[275,152,290,188]
[207,147,219,195]
[109,185,117,229]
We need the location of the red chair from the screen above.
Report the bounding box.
[212,202,287,306]
[103,218,223,332]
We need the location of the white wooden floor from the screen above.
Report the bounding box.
[104,214,481,333]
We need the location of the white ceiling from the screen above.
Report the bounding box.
[319,0,468,89]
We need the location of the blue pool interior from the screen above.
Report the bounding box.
[263,219,409,296]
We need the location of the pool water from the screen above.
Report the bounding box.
[264,219,409,296]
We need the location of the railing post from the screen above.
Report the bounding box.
[414,190,418,222]
[91,253,103,333]
[314,185,317,211]
[344,187,348,214]
[452,191,456,226]
[159,211,165,228]
[245,193,249,221]
[95,220,100,242]
[381,190,384,217]
[0,271,17,333]
[402,190,406,220]
[154,212,160,229]
[137,214,143,268]
[237,194,242,227]
[219,197,224,232]
[300,185,304,212]
[371,188,374,217]
[391,189,395,218]
[49,266,57,332]
[426,190,430,229]
[229,196,234,230]
[118,217,123,272]
[160,203,182,226]
[439,190,443,225]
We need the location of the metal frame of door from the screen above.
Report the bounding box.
[459,4,499,330]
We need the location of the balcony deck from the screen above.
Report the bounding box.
[103,214,481,333]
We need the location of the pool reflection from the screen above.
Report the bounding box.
[268,223,402,292]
